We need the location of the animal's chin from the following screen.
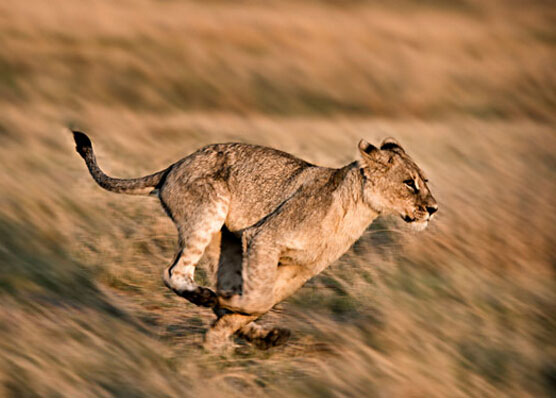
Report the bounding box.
[409,220,428,232]
[401,215,429,231]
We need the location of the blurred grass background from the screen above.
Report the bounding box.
[0,0,555,397]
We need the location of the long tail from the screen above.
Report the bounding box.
[72,131,168,195]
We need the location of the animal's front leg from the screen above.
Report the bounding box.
[232,264,310,349]
[273,263,313,304]
[217,241,279,316]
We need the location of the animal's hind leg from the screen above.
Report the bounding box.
[163,199,228,307]
[236,322,291,350]
[206,308,290,351]
[201,230,222,288]
[204,310,257,351]
[164,248,218,307]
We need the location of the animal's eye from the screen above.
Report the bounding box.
[404,179,418,192]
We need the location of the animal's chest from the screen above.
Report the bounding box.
[280,204,375,272]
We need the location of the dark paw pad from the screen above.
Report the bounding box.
[254,328,291,350]
[181,287,218,308]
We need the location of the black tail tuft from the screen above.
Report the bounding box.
[72,130,92,159]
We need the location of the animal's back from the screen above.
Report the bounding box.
[162,143,322,231]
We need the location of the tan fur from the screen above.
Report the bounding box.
[73,132,437,350]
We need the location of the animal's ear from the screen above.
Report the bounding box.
[358,139,378,156]
[358,139,384,163]
[380,137,405,153]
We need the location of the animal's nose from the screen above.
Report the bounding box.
[426,205,438,215]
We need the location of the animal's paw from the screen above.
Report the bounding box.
[180,286,219,308]
[252,327,291,350]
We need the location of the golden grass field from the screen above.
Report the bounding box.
[0,0,555,397]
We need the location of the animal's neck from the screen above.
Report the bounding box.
[333,162,379,234]
[333,161,367,206]
[311,163,379,274]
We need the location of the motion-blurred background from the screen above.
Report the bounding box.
[0,1,554,397]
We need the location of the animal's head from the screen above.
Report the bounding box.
[358,138,438,231]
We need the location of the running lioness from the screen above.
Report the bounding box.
[73,131,438,350]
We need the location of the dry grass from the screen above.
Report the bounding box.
[1,0,555,118]
[0,0,555,397]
